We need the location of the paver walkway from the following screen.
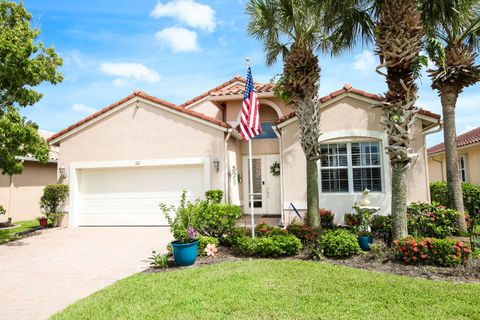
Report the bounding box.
[0,227,171,320]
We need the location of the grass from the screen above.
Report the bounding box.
[0,220,40,244]
[52,260,480,320]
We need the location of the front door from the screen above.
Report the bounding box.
[243,154,281,215]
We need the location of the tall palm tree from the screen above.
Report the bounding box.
[421,0,480,232]
[246,0,327,227]
[320,0,424,239]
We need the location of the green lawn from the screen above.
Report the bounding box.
[52,260,480,320]
[0,220,40,244]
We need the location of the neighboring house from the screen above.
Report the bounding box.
[428,127,480,185]
[0,131,59,222]
[48,77,441,227]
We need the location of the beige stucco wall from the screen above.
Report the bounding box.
[0,161,58,222]
[225,98,292,123]
[280,96,431,224]
[56,100,227,209]
[189,100,224,121]
[428,143,480,185]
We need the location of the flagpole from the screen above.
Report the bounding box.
[245,57,255,239]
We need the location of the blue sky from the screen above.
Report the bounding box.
[21,0,480,147]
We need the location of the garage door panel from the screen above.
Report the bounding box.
[77,165,204,226]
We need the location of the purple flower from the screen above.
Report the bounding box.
[188,226,196,240]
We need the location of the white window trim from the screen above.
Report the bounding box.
[319,142,384,194]
[458,155,468,183]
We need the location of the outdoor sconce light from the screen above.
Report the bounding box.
[59,167,67,179]
[213,159,220,173]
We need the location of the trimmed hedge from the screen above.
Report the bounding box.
[407,202,460,238]
[319,229,361,258]
[391,238,470,267]
[233,234,302,257]
[430,182,480,219]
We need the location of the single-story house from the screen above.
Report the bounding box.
[48,76,441,227]
[0,131,59,222]
[428,127,480,185]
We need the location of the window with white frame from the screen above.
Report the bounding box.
[458,155,467,182]
[320,141,383,193]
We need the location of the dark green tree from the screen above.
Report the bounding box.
[0,0,62,175]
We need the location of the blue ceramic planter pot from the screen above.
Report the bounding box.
[358,236,372,251]
[171,240,199,266]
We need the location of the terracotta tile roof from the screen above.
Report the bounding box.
[48,90,230,143]
[428,127,480,155]
[274,84,441,125]
[210,82,275,97]
[179,75,245,108]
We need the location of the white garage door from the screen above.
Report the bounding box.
[78,165,205,226]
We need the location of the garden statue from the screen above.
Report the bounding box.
[359,188,371,206]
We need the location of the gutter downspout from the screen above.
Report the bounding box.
[273,125,285,226]
[423,120,443,202]
[224,128,233,203]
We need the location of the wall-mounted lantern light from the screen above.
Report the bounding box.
[213,159,220,173]
[59,167,67,179]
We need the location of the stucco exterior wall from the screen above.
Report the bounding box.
[0,162,58,222]
[188,100,224,121]
[56,101,227,209]
[428,143,480,185]
[280,96,430,224]
[225,98,292,122]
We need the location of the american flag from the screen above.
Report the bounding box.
[239,67,261,141]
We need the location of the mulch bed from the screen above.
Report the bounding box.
[144,246,480,283]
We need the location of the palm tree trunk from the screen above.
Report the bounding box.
[440,84,467,232]
[391,168,408,239]
[306,159,320,227]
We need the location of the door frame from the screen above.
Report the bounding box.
[68,157,211,227]
[242,154,280,215]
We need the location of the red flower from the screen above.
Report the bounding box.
[410,240,417,247]
[393,240,399,245]
[458,242,464,247]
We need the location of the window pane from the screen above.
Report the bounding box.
[353,168,382,192]
[253,122,277,139]
[321,169,349,193]
[320,144,347,168]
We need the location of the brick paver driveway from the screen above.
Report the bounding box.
[0,227,172,320]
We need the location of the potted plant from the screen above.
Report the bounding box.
[160,191,199,266]
[354,206,373,251]
[37,216,48,227]
[40,185,69,228]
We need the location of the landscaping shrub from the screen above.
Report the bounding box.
[255,223,288,237]
[370,215,392,233]
[319,208,335,229]
[149,251,169,269]
[430,182,480,219]
[233,234,302,257]
[319,229,361,258]
[407,202,460,238]
[205,189,224,204]
[160,191,197,243]
[344,213,361,229]
[0,205,5,216]
[391,238,470,267]
[286,223,321,244]
[191,191,242,238]
[40,184,69,224]
[221,226,250,247]
[198,236,220,255]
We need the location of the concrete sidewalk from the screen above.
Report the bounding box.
[0,227,171,320]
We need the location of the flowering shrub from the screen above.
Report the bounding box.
[319,208,335,229]
[407,202,460,238]
[370,215,392,233]
[344,213,361,229]
[233,234,302,257]
[255,223,273,237]
[391,238,470,267]
[286,223,321,244]
[319,229,361,258]
[198,236,220,255]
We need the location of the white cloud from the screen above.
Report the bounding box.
[353,50,376,74]
[155,27,199,52]
[99,62,161,84]
[151,0,216,32]
[63,50,87,68]
[71,103,96,114]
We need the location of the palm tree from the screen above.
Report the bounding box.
[320,0,424,239]
[421,0,480,233]
[246,0,328,227]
